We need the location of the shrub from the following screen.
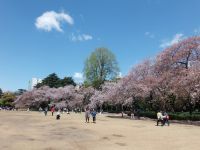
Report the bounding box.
[139,111,200,121]
[139,111,157,119]
[169,113,200,121]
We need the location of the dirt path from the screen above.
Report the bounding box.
[0,111,199,150]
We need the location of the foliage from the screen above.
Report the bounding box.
[13,36,200,121]
[60,77,76,87]
[139,111,200,121]
[15,89,27,96]
[84,47,119,89]
[139,111,157,119]
[0,92,16,106]
[14,85,95,110]
[168,112,200,121]
[90,36,200,116]
[0,88,2,98]
[35,73,76,88]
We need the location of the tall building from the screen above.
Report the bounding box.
[28,78,42,90]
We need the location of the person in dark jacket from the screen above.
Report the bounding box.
[163,112,170,126]
[91,109,97,123]
[44,107,48,116]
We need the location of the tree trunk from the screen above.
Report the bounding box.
[189,103,193,115]
[188,97,193,115]
[121,104,124,118]
[100,105,102,114]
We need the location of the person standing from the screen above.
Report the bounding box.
[85,108,90,123]
[44,107,48,116]
[51,106,55,116]
[157,111,164,126]
[131,111,134,119]
[163,112,170,126]
[39,107,43,113]
[91,109,97,123]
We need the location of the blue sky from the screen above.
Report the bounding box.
[0,0,200,91]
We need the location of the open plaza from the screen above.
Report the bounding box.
[0,111,199,150]
[1,1,200,150]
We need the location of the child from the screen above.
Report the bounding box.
[66,109,70,114]
[51,106,55,116]
[56,110,61,120]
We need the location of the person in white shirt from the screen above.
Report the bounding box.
[157,111,164,126]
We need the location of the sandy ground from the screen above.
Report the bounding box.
[0,111,199,150]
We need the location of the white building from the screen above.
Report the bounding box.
[28,78,42,90]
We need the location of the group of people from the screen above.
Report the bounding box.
[157,111,170,126]
[39,106,62,120]
[50,106,62,120]
[39,106,170,126]
[85,108,97,123]
[40,106,98,122]
[0,106,15,111]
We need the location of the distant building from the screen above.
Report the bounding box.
[28,78,42,90]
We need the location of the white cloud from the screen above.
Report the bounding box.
[82,34,93,40]
[73,72,83,83]
[74,72,83,79]
[35,11,74,32]
[71,33,93,42]
[145,32,155,38]
[160,33,184,48]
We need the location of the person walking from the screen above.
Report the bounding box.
[85,108,90,123]
[91,109,97,123]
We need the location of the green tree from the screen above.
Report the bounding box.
[60,77,76,87]
[15,89,27,96]
[0,88,3,98]
[0,92,15,107]
[35,73,76,88]
[36,73,60,88]
[84,47,119,89]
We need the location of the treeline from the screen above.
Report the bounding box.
[14,37,200,119]
[14,48,120,110]
[0,73,76,108]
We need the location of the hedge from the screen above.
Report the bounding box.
[139,111,200,121]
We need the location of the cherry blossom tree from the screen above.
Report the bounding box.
[153,36,200,112]
[15,36,200,114]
